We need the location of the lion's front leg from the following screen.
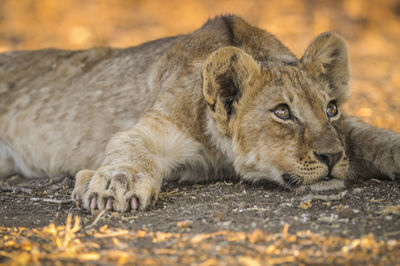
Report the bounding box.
[72,112,207,212]
[344,116,400,180]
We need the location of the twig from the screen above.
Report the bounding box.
[85,209,108,230]
[159,188,180,196]
[31,197,73,204]
[384,231,400,237]
[49,177,72,192]
[303,190,348,202]
[121,215,139,221]
[1,186,33,194]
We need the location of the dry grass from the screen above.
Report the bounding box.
[1,214,399,265]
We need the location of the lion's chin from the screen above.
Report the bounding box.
[297,178,345,192]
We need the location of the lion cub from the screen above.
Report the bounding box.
[0,15,399,212]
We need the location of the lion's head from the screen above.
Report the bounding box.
[203,32,350,191]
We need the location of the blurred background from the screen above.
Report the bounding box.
[0,0,399,132]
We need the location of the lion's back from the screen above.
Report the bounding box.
[0,36,182,178]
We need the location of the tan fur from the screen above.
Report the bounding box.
[0,15,399,212]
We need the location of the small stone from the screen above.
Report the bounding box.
[385,215,393,221]
[338,207,355,219]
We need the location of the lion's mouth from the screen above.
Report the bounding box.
[283,173,337,188]
[322,175,333,181]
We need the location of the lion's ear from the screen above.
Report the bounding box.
[202,47,261,124]
[301,32,350,103]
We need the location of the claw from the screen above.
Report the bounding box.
[105,198,113,210]
[74,196,82,208]
[90,196,97,210]
[130,197,139,210]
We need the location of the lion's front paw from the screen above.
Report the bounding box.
[378,143,400,180]
[393,150,400,180]
[72,167,159,212]
[394,144,400,179]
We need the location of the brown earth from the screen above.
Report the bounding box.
[1,176,400,265]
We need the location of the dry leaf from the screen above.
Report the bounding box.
[300,199,312,210]
[177,220,194,229]
[381,205,400,215]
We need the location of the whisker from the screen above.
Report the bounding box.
[345,167,358,181]
[285,172,303,187]
[348,155,374,164]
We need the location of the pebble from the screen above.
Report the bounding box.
[216,212,225,221]
[338,207,355,219]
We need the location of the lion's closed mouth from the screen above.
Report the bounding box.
[322,175,333,181]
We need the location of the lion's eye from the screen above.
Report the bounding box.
[273,104,291,120]
[326,101,338,117]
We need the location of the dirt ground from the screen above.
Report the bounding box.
[1,176,400,265]
[1,0,400,265]
[3,175,400,236]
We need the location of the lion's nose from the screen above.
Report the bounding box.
[314,151,343,170]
